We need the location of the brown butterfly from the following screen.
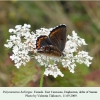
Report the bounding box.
[36,24,66,57]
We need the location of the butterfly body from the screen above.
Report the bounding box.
[36,24,66,57]
[37,45,62,57]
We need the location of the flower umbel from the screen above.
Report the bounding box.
[4,24,93,78]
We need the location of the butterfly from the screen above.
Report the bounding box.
[36,24,66,57]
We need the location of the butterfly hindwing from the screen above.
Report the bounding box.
[36,35,52,49]
[49,24,66,52]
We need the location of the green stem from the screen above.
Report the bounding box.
[39,67,45,87]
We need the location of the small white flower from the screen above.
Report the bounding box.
[81,39,87,45]
[15,25,22,29]
[36,27,53,37]
[44,64,64,78]
[4,41,13,48]
[23,24,31,28]
[75,51,93,67]
[9,29,16,33]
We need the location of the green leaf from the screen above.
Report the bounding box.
[9,61,41,86]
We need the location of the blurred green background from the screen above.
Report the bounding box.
[0,1,100,87]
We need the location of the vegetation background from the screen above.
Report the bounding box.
[0,1,100,87]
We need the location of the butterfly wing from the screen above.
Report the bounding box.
[49,24,66,52]
[36,35,62,57]
[36,35,52,50]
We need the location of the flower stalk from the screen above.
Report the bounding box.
[39,67,45,87]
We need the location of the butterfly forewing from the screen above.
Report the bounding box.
[49,24,66,52]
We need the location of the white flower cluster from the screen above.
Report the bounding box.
[4,24,36,68]
[61,31,93,73]
[4,24,93,78]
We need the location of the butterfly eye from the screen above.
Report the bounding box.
[43,46,48,51]
[46,46,51,51]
